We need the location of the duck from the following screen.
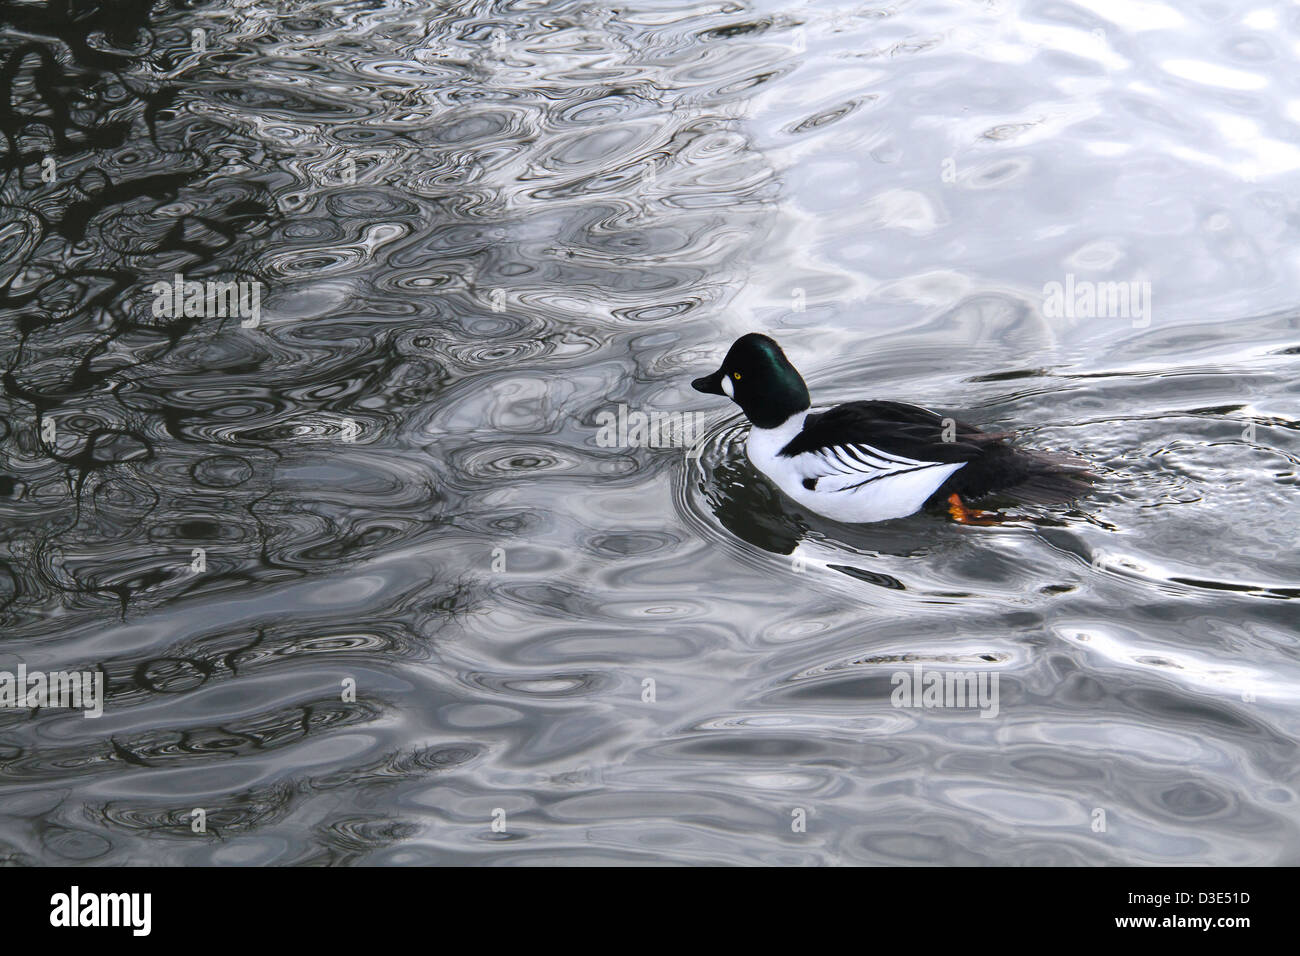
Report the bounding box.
[691,333,1095,524]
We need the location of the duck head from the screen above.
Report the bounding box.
[692,333,811,429]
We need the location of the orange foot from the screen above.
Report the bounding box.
[947,493,1003,526]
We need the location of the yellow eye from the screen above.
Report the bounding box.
[733,372,741,380]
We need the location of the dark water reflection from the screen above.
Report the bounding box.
[1,0,1298,864]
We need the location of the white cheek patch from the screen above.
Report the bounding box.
[721,375,734,398]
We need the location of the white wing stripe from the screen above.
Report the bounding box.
[843,445,897,469]
[819,449,861,476]
[815,443,930,473]
[848,443,926,467]
[836,460,954,491]
[833,447,866,472]
[792,441,952,493]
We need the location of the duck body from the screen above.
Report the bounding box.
[692,333,1094,524]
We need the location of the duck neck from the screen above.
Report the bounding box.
[749,408,809,440]
[741,379,810,430]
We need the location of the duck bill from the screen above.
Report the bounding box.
[691,369,725,395]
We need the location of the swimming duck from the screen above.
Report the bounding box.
[691,333,1095,524]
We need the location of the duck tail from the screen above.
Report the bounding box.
[1005,449,1099,506]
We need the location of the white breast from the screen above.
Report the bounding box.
[746,411,965,524]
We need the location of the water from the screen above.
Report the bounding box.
[0,0,1297,865]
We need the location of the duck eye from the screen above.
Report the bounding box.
[733,372,741,380]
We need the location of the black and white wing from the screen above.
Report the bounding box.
[785,439,959,493]
[778,401,993,495]
[765,401,1096,518]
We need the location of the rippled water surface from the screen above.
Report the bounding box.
[1,0,1298,865]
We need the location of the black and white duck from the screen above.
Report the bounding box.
[691,333,1095,524]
